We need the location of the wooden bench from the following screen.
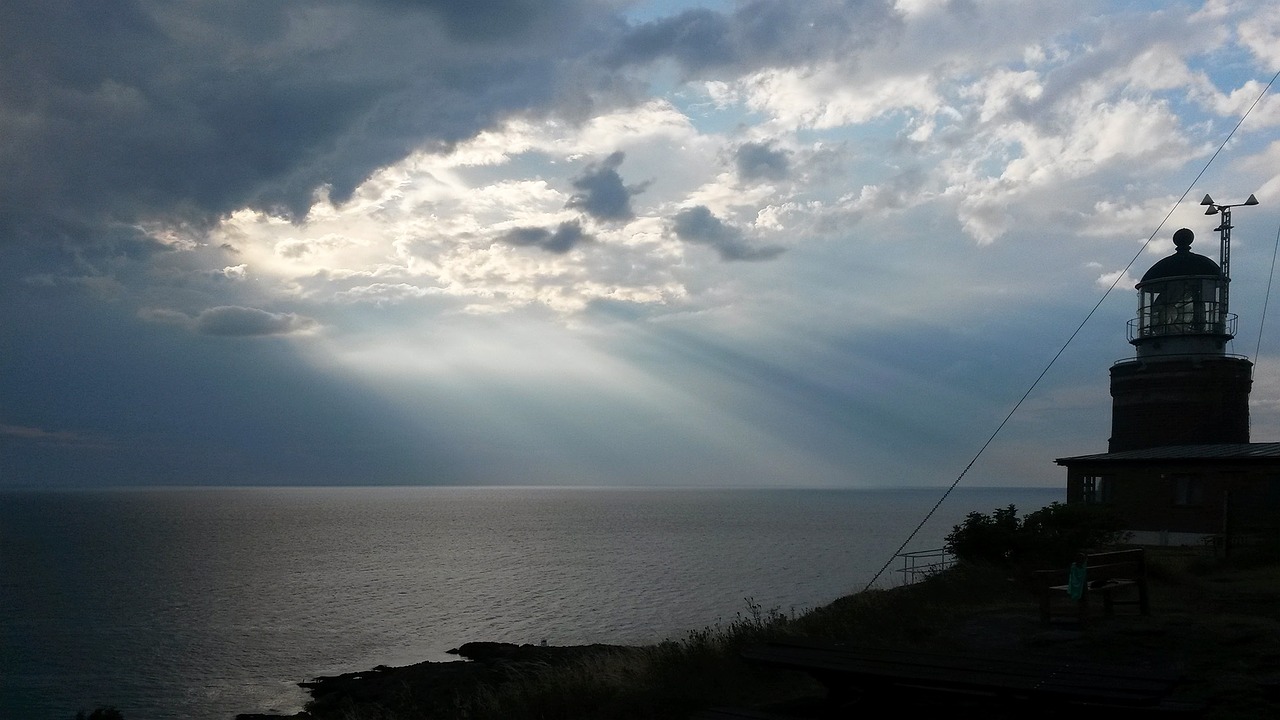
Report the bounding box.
[735,639,1196,716]
[1034,548,1150,625]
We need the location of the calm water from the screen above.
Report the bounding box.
[1,486,1059,720]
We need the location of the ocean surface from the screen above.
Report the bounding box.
[1,486,1060,720]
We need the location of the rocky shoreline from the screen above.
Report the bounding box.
[235,642,634,720]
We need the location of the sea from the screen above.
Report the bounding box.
[0,486,1060,720]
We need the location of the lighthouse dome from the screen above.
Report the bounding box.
[1139,229,1221,284]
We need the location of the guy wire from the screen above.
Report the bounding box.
[1253,221,1280,375]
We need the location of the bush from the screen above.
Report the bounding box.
[945,502,1129,567]
[945,505,1023,565]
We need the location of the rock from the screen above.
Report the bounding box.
[243,641,635,719]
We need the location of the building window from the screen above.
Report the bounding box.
[1172,474,1203,507]
[1082,475,1112,504]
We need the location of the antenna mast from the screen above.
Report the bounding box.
[1202,193,1260,315]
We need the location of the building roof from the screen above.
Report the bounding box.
[1139,229,1221,283]
[1139,248,1221,283]
[1056,443,1280,465]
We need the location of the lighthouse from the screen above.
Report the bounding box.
[1057,195,1280,545]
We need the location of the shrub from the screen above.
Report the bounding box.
[945,504,1022,565]
[945,502,1129,567]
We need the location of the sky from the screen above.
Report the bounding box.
[2,0,1280,489]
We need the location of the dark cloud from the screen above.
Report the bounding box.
[613,9,735,73]
[609,1,898,76]
[0,0,609,242]
[0,1,903,260]
[0,1,897,255]
[386,0,552,41]
[671,206,784,262]
[192,306,317,337]
[564,151,648,222]
[735,141,790,182]
[502,220,592,254]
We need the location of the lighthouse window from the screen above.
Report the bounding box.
[1151,280,1199,333]
[1082,475,1112,504]
[1172,474,1204,507]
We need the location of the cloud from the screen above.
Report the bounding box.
[193,306,318,337]
[275,234,355,260]
[1236,2,1280,68]
[565,151,648,222]
[220,264,247,280]
[0,423,103,448]
[140,306,317,336]
[608,2,899,76]
[611,9,735,73]
[0,0,612,238]
[332,282,442,306]
[734,141,790,182]
[502,220,593,254]
[844,166,927,213]
[734,67,943,130]
[138,307,195,326]
[670,205,783,262]
[1095,268,1139,292]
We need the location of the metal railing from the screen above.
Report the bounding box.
[1127,313,1236,342]
[894,548,954,586]
[1112,351,1252,367]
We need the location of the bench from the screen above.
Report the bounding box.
[1034,548,1150,625]
[735,639,1195,716]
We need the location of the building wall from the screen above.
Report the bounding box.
[1065,461,1280,537]
[1109,357,1252,452]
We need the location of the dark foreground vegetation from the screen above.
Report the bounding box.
[82,505,1280,720]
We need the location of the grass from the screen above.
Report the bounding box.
[439,600,803,720]
[393,565,1033,719]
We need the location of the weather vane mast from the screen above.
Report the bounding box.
[1200,192,1260,313]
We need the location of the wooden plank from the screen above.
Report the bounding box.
[690,708,796,720]
[749,639,1173,684]
[743,641,1179,707]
